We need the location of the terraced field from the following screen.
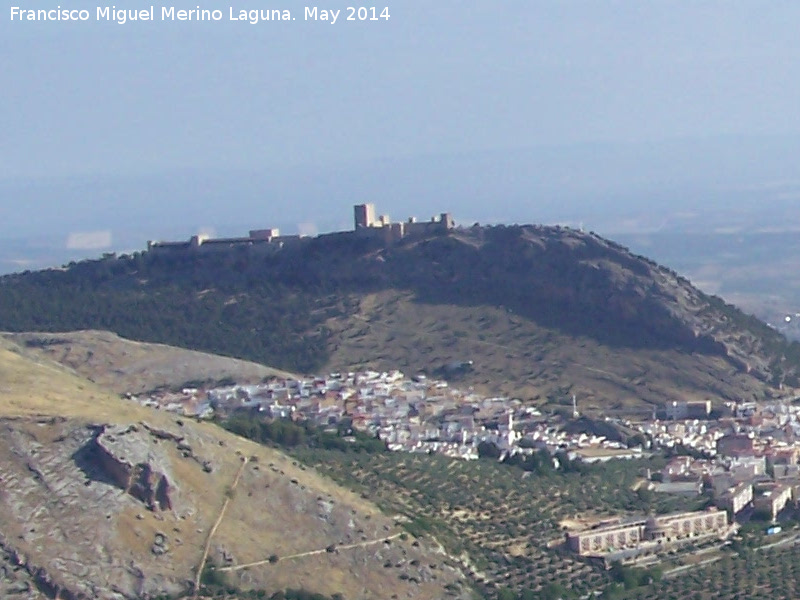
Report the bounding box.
[293,451,708,599]
[624,545,800,600]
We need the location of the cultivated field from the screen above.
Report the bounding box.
[293,449,713,599]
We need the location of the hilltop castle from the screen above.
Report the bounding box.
[146,204,455,255]
[353,203,454,243]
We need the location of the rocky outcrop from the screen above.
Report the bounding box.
[0,419,184,599]
[0,415,472,600]
[0,534,48,599]
[94,424,175,511]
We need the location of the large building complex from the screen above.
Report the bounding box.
[566,508,730,557]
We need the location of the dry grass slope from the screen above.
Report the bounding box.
[0,335,146,421]
[324,290,778,413]
[3,330,298,395]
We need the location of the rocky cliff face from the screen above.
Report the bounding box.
[0,538,50,599]
[0,417,194,598]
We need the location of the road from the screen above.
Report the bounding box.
[192,455,249,598]
[219,532,404,572]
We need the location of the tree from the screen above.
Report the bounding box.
[541,582,573,600]
[477,441,501,460]
[496,588,516,600]
[627,433,646,448]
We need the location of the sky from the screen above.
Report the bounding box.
[2,1,800,269]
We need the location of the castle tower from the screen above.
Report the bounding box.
[354,203,376,229]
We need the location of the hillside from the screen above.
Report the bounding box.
[2,329,297,395]
[0,224,797,411]
[0,336,471,599]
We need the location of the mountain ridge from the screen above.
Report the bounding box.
[0,224,795,411]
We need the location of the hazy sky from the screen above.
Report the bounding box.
[3,1,800,179]
[3,1,800,273]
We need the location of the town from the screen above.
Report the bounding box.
[129,365,800,562]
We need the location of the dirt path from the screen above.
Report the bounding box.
[756,531,800,552]
[219,532,403,573]
[192,455,249,598]
[662,554,723,578]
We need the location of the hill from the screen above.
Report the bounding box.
[0,336,471,599]
[2,329,298,395]
[0,224,798,411]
